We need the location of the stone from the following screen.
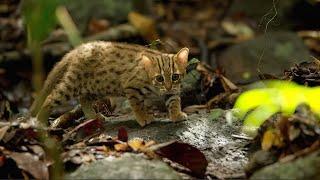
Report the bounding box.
[65,0,132,33]
[217,31,310,83]
[66,153,181,179]
[102,112,249,179]
[250,150,320,179]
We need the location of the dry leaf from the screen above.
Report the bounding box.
[155,141,208,178]
[262,129,283,151]
[0,155,5,167]
[220,75,238,92]
[7,152,48,180]
[261,130,275,151]
[114,143,129,152]
[117,127,128,142]
[128,12,159,41]
[128,138,144,151]
[288,126,301,141]
[0,125,9,141]
[144,140,156,148]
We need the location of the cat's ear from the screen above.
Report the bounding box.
[176,47,189,67]
[141,55,153,71]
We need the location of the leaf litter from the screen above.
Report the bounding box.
[0,114,209,178]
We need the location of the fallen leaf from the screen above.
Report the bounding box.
[0,155,5,167]
[221,20,254,40]
[144,140,156,147]
[220,75,238,92]
[128,138,144,151]
[261,130,275,151]
[288,126,301,141]
[114,143,129,152]
[64,118,104,142]
[0,125,9,141]
[117,127,128,142]
[155,141,208,178]
[128,12,159,41]
[81,154,95,164]
[261,129,283,151]
[28,145,45,158]
[6,152,48,180]
[88,18,110,35]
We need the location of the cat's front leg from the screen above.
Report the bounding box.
[166,94,187,122]
[126,93,154,127]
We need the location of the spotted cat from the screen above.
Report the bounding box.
[30,41,189,127]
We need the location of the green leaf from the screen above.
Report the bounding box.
[22,0,60,44]
[188,58,200,66]
[234,80,320,136]
[242,104,279,136]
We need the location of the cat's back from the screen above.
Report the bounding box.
[70,41,162,62]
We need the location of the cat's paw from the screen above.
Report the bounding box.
[170,112,187,122]
[136,114,154,127]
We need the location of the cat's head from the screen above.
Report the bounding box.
[141,47,189,94]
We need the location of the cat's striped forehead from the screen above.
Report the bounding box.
[154,54,177,74]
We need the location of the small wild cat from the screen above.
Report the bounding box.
[30,41,189,127]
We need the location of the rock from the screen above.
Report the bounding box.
[250,150,320,179]
[228,0,320,30]
[217,31,310,83]
[65,0,133,33]
[102,111,249,179]
[66,153,181,179]
[228,0,297,28]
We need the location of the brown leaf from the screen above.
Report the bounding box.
[155,141,208,178]
[88,18,110,35]
[117,127,128,142]
[0,155,5,167]
[114,143,129,152]
[261,129,283,151]
[0,125,9,141]
[64,118,104,142]
[144,140,156,147]
[128,12,159,41]
[288,126,301,141]
[128,138,144,151]
[7,152,48,180]
[261,130,275,151]
[220,75,238,92]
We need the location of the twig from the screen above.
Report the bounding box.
[231,134,253,140]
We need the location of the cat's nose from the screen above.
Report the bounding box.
[164,83,172,91]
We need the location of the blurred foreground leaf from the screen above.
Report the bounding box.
[22,0,59,91]
[56,6,82,46]
[22,0,59,43]
[234,80,320,135]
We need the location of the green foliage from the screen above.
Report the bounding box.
[188,58,201,66]
[56,6,82,46]
[22,0,60,44]
[234,80,320,135]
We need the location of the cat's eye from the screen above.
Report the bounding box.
[172,73,180,81]
[155,75,164,82]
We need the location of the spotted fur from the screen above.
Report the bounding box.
[30,41,189,127]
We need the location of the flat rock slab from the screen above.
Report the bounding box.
[250,150,320,179]
[218,31,310,84]
[102,111,249,179]
[66,153,181,179]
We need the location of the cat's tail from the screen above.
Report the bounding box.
[30,59,69,117]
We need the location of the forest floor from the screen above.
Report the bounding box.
[1,0,320,179]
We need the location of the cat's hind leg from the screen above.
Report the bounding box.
[37,82,74,127]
